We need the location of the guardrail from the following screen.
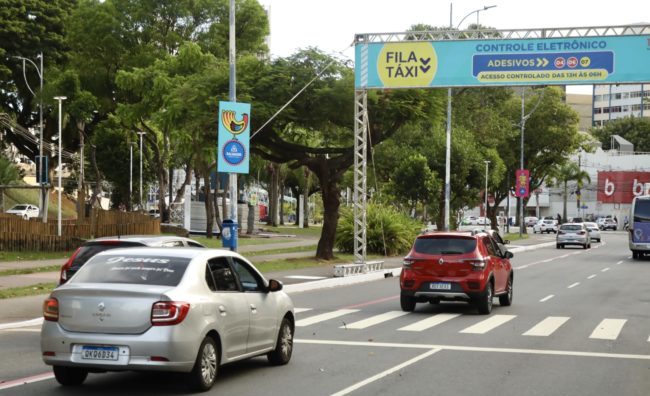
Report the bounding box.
[333,260,385,277]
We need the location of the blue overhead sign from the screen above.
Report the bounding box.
[355,35,650,88]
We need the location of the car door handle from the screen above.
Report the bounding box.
[218,305,227,316]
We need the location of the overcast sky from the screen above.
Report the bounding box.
[259,0,650,94]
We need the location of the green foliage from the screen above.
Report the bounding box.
[336,204,421,256]
[0,155,21,184]
[590,116,650,152]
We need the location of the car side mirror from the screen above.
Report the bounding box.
[268,279,283,292]
[504,251,514,259]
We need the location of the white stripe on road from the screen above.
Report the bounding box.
[330,348,441,396]
[1,328,41,333]
[0,372,53,391]
[294,308,313,314]
[0,318,43,330]
[567,282,580,289]
[601,267,610,272]
[460,315,516,334]
[540,295,555,302]
[587,274,597,279]
[296,309,359,327]
[398,314,460,332]
[589,319,627,340]
[523,316,570,337]
[616,260,624,265]
[340,311,410,330]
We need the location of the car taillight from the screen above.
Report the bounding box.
[59,247,82,284]
[465,258,486,270]
[402,258,415,268]
[43,298,59,322]
[558,230,565,235]
[151,302,190,326]
[577,231,585,235]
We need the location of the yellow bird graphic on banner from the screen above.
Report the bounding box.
[221,110,249,137]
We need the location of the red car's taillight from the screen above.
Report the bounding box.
[59,247,82,284]
[43,298,59,322]
[402,258,416,268]
[151,302,190,326]
[465,258,487,270]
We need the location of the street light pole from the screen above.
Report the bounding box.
[129,142,134,210]
[484,160,490,223]
[137,131,146,210]
[54,96,67,237]
[444,4,496,231]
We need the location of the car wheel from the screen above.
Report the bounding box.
[556,244,560,249]
[499,275,513,307]
[476,281,493,315]
[53,365,88,386]
[632,251,639,259]
[268,317,294,365]
[22,214,28,220]
[400,293,416,312]
[188,336,219,392]
[583,243,588,249]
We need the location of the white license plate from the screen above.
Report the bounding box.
[81,346,118,361]
[430,282,451,290]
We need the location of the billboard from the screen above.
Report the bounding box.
[597,171,650,203]
[217,101,250,174]
[355,35,650,89]
[515,169,530,198]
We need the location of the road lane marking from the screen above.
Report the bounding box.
[589,319,627,340]
[0,318,43,330]
[0,372,54,391]
[341,295,399,310]
[616,260,624,265]
[587,274,597,279]
[296,339,650,360]
[567,282,580,289]
[329,348,441,396]
[523,316,570,337]
[0,328,41,333]
[340,311,409,329]
[294,308,313,314]
[541,259,553,263]
[601,267,610,272]
[398,313,460,332]
[460,315,516,334]
[539,295,554,302]
[296,309,359,327]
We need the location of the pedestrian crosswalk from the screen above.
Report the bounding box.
[295,308,648,342]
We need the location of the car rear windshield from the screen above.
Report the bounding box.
[560,225,582,231]
[71,254,190,286]
[413,237,476,255]
[71,241,145,268]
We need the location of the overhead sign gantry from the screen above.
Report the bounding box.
[352,25,650,265]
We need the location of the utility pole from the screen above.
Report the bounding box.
[228,0,238,247]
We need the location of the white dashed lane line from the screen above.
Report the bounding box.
[540,295,555,303]
[567,282,580,289]
[587,274,597,279]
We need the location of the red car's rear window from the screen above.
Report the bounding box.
[413,237,476,255]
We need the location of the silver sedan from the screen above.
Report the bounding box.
[41,247,295,391]
[556,223,591,249]
[583,222,601,242]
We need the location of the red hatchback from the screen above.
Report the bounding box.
[399,231,514,314]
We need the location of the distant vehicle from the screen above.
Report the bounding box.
[600,218,617,231]
[542,216,559,225]
[477,217,491,226]
[569,217,584,223]
[462,216,479,225]
[524,216,539,227]
[583,222,601,242]
[42,247,294,391]
[5,204,40,220]
[58,235,205,284]
[533,219,557,234]
[629,195,650,259]
[556,223,591,249]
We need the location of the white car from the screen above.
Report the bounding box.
[6,204,40,220]
[583,222,601,242]
[533,219,558,234]
[524,216,539,227]
[477,217,491,225]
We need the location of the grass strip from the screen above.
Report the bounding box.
[0,283,56,299]
[0,265,61,277]
[245,245,316,257]
[504,233,530,241]
[0,251,70,263]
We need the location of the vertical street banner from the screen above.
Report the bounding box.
[218,101,250,174]
[515,169,530,198]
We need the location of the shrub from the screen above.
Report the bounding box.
[336,203,421,256]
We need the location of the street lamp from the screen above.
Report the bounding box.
[444,5,497,231]
[484,160,490,223]
[14,53,45,221]
[129,142,136,210]
[137,131,146,210]
[54,96,67,237]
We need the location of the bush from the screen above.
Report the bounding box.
[336,203,421,256]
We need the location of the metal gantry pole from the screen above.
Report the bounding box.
[129,142,133,210]
[54,96,67,237]
[519,89,525,238]
[353,90,368,264]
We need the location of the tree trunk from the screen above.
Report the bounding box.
[221,175,228,223]
[279,183,285,225]
[76,121,85,223]
[316,178,340,260]
[213,174,223,234]
[203,172,214,238]
[302,188,309,228]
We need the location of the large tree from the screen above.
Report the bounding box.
[590,115,650,152]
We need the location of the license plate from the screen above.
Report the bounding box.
[430,282,451,290]
[81,346,118,361]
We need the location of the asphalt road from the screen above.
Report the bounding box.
[1,231,648,395]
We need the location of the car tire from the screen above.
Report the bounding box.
[476,281,493,315]
[583,243,588,249]
[268,317,294,366]
[22,214,28,220]
[53,365,88,386]
[499,275,513,307]
[400,293,416,312]
[632,251,639,259]
[187,336,219,392]
[556,244,560,249]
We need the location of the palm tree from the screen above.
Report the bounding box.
[548,162,591,222]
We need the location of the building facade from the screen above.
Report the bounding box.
[593,84,650,127]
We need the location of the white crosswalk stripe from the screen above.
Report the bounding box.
[589,319,627,340]
[295,309,359,327]
[398,313,460,332]
[340,311,410,329]
[460,315,517,334]
[523,316,570,336]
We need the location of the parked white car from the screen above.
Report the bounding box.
[6,204,40,220]
[583,222,601,242]
[533,219,558,234]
